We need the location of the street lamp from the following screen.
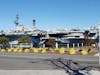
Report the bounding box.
[98,24,100,66]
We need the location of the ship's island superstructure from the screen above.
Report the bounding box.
[0,15,99,48]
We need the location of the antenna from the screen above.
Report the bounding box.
[14,14,19,26]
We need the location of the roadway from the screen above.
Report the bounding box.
[0,53,99,70]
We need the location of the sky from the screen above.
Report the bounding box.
[0,0,100,31]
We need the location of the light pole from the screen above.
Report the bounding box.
[98,24,100,66]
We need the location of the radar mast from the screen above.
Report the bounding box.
[14,14,19,26]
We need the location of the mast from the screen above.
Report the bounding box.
[33,19,36,27]
[14,14,19,26]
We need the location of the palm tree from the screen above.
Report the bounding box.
[0,36,9,49]
[83,30,89,46]
[83,30,96,47]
